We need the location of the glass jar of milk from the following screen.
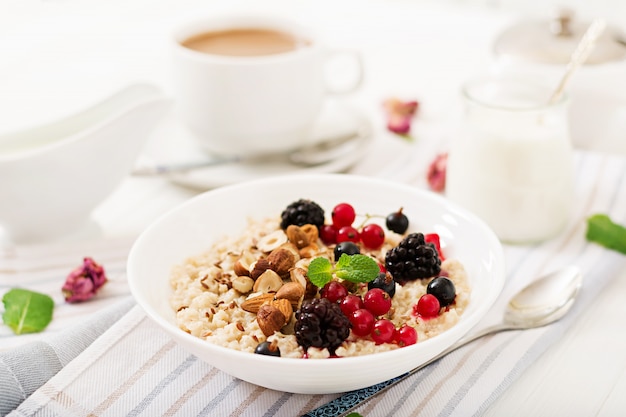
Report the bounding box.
[446,77,574,243]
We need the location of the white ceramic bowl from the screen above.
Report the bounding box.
[128,174,505,394]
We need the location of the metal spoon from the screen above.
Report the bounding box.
[132,123,371,176]
[302,265,583,417]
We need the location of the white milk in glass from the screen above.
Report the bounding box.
[446,78,574,243]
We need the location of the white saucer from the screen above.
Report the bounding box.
[140,100,373,191]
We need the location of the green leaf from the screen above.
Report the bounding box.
[346,413,364,417]
[2,288,54,335]
[307,257,333,288]
[586,214,626,255]
[335,254,380,283]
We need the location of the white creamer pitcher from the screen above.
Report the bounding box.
[446,77,574,244]
[0,83,172,243]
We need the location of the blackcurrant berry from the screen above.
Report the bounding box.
[254,341,280,357]
[368,272,396,298]
[427,276,456,307]
[334,241,360,261]
[386,208,409,234]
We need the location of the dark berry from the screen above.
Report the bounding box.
[385,208,409,234]
[427,276,456,307]
[360,223,385,249]
[385,233,441,283]
[295,298,351,354]
[368,272,396,298]
[280,199,325,230]
[334,241,360,261]
[331,203,356,228]
[254,341,280,357]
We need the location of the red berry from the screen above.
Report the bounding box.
[320,224,338,245]
[349,309,375,337]
[424,233,445,261]
[360,223,385,249]
[336,226,360,243]
[395,324,417,346]
[320,281,348,303]
[413,294,440,319]
[340,294,364,317]
[363,288,392,316]
[332,203,356,228]
[371,319,396,345]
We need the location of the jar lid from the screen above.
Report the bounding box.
[494,10,626,65]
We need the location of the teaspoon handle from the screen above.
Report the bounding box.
[301,324,509,417]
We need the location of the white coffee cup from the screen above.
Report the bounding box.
[172,15,362,157]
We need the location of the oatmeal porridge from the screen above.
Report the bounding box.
[170,201,470,359]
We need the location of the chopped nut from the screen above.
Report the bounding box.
[286,225,309,249]
[241,293,275,314]
[267,248,297,277]
[252,269,284,293]
[289,267,308,290]
[233,250,256,277]
[300,224,319,244]
[257,304,286,337]
[236,322,245,332]
[270,298,293,321]
[231,276,254,293]
[250,258,271,280]
[299,242,320,258]
[257,230,288,252]
[275,281,305,310]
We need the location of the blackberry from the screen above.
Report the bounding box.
[295,297,351,354]
[385,232,441,283]
[280,199,325,230]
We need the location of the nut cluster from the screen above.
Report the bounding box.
[229,224,322,337]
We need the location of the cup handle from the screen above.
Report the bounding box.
[324,49,364,95]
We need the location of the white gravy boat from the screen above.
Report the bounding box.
[0,83,172,243]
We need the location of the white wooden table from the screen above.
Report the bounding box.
[1,1,625,415]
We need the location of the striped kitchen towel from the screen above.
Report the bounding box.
[4,150,626,417]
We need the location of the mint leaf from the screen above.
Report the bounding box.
[307,257,334,288]
[586,214,626,255]
[2,288,54,335]
[335,254,380,283]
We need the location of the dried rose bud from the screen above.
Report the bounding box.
[383,98,419,135]
[62,257,108,303]
[427,152,448,192]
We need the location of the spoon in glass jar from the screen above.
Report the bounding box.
[302,265,583,417]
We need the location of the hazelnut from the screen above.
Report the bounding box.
[231,276,254,294]
[257,304,286,337]
[252,269,284,293]
[267,248,296,277]
[300,224,319,244]
[257,230,288,252]
[275,281,305,310]
[286,225,309,249]
[250,258,271,280]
